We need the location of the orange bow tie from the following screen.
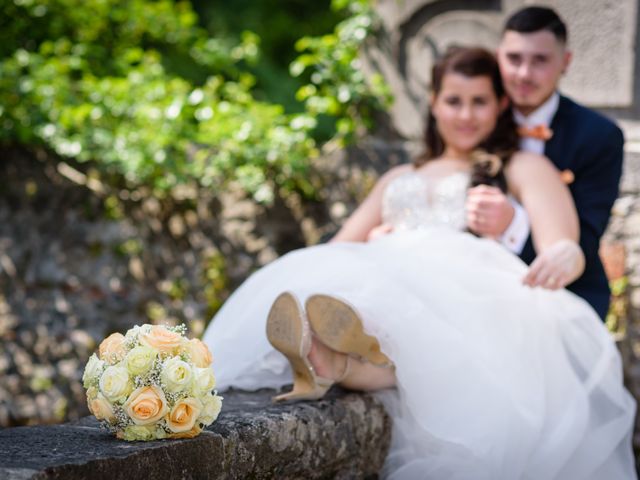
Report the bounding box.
[518,124,553,141]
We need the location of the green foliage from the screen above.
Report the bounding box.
[192,0,342,111]
[202,250,228,318]
[0,0,390,200]
[291,0,392,145]
[606,276,629,337]
[0,0,313,201]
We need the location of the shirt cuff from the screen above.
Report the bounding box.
[500,196,530,254]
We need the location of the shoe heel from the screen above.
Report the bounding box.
[272,380,332,402]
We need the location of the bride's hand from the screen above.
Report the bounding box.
[466,185,514,238]
[522,239,585,290]
[367,224,394,241]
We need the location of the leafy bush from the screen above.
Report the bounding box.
[0,0,390,201]
[291,0,392,145]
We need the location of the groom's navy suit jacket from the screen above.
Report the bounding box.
[518,95,624,320]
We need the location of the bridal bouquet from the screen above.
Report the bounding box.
[83,324,223,441]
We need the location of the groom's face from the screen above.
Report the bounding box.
[497,30,571,115]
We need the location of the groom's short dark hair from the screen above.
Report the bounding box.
[504,6,567,44]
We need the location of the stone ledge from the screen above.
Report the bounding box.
[0,388,391,480]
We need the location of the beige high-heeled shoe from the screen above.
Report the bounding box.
[266,292,349,402]
[306,294,392,367]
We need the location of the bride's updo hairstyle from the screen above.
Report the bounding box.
[417,47,519,192]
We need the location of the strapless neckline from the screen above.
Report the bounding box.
[381,170,470,232]
[408,170,471,185]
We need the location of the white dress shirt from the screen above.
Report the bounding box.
[500,92,560,253]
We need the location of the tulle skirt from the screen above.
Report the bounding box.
[202,227,637,479]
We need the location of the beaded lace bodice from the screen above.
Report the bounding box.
[381,171,470,231]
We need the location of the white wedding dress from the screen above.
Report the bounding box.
[203,170,637,479]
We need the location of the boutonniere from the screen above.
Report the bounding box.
[559,169,575,185]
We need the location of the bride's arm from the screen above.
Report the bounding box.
[505,152,585,289]
[330,165,412,243]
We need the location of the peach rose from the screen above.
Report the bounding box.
[123,385,169,426]
[166,397,203,433]
[99,333,127,364]
[185,338,213,368]
[168,424,202,439]
[139,325,184,355]
[89,393,116,423]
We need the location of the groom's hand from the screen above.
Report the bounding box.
[466,185,514,238]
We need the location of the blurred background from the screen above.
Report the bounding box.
[1,0,639,445]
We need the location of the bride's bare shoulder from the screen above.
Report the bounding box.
[365,163,414,196]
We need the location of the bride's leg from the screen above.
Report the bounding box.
[308,336,397,391]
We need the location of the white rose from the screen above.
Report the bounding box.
[161,357,193,393]
[118,425,158,441]
[99,366,133,403]
[86,386,98,401]
[198,393,223,426]
[83,354,105,388]
[192,367,216,395]
[125,345,157,377]
[125,325,143,341]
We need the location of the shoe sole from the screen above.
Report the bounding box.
[266,292,320,401]
[306,294,391,367]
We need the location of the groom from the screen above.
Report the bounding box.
[466,6,624,320]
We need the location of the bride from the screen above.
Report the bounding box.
[202,47,637,479]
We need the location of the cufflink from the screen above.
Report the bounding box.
[559,169,575,185]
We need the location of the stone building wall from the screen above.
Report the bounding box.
[365,0,639,140]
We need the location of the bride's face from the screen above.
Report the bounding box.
[431,73,502,156]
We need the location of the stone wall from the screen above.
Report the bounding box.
[0,389,392,479]
[0,147,317,426]
[0,143,405,426]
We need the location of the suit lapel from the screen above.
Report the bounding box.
[544,96,571,170]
